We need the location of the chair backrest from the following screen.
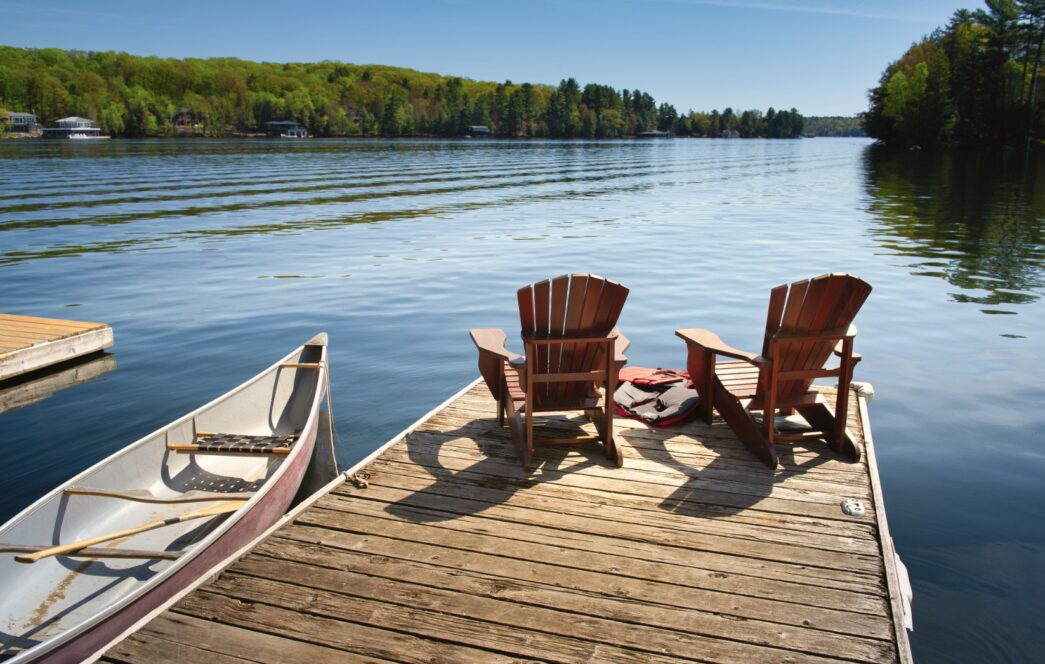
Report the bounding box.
[517,273,629,407]
[757,273,871,403]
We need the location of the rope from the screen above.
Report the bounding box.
[322,359,340,475]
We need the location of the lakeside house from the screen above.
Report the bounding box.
[42,116,104,139]
[171,107,204,136]
[638,130,670,138]
[467,125,491,137]
[3,111,39,134]
[262,120,308,138]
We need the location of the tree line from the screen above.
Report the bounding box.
[865,0,1045,147]
[0,46,804,139]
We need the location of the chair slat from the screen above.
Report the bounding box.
[532,278,551,336]
[556,274,591,404]
[517,283,535,334]
[571,275,607,393]
[761,284,789,355]
[775,274,831,401]
[547,274,572,402]
[780,277,810,330]
[530,279,552,401]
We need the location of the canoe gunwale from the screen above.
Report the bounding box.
[0,336,328,664]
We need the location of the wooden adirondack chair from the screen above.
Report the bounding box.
[470,273,630,471]
[676,273,871,468]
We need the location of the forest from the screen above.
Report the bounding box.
[865,0,1045,147]
[0,46,804,139]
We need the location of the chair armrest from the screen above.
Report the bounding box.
[611,327,630,364]
[675,328,764,365]
[833,339,862,363]
[469,328,521,363]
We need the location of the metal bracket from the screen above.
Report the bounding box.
[841,497,866,517]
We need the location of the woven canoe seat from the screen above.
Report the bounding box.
[169,432,297,455]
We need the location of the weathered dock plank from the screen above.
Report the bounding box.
[104,380,912,663]
[0,313,113,382]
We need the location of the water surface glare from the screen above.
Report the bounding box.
[0,138,1042,662]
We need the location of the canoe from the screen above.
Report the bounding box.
[0,333,329,664]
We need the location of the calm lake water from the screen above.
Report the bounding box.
[1,138,1042,661]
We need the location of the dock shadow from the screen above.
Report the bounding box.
[384,412,604,524]
[621,418,841,518]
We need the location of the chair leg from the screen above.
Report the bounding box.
[590,405,623,468]
[795,401,860,462]
[763,359,779,447]
[832,388,851,455]
[713,378,778,468]
[524,402,535,471]
[497,385,505,427]
[685,345,715,424]
[601,407,623,467]
[505,404,532,471]
[821,337,859,461]
[603,342,622,467]
[833,340,855,453]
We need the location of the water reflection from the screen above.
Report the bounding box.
[863,147,1045,312]
[0,354,115,414]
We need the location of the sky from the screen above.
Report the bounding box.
[0,0,979,116]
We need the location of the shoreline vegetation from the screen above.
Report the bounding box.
[0,46,862,140]
[866,1,1045,149]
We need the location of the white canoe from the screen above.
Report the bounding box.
[0,333,328,663]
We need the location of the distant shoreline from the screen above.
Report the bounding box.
[1,134,866,141]
[0,47,841,141]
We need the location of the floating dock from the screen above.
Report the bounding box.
[102,380,912,663]
[0,314,113,382]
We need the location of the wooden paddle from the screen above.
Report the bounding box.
[15,500,243,563]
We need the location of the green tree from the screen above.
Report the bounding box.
[866,0,1044,146]
[656,102,678,132]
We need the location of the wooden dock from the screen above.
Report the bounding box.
[102,380,912,663]
[0,314,113,382]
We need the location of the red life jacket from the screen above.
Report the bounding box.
[613,367,700,427]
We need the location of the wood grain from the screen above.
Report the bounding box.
[105,381,909,663]
[0,313,112,381]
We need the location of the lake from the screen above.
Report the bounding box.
[1,138,1042,662]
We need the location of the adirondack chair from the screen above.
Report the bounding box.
[676,274,871,468]
[470,273,630,471]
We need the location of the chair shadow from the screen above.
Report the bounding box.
[621,416,843,518]
[384,411,606,524]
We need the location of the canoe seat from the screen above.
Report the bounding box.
[168,432,297,455]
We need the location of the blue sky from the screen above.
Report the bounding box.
[1,0,976,115]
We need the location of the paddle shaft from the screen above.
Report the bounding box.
[15,501,242,563]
